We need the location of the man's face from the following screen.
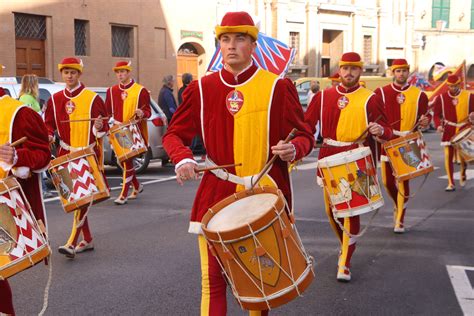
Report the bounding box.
[339,65,362,88]
[393,68,409,85]
[219,33,256,68]
[61,68,81,88]
[115,69,131,84]
[448,83,460,95]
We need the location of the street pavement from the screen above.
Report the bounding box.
[9,132,474,315]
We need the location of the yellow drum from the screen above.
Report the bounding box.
[451,127,474,162]
[382,131,434,181]
[109,120,147,163]
[0,177,50,279]
[49,147,109,213]
[317,147,384,218]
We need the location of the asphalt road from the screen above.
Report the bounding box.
[8,132,474,315]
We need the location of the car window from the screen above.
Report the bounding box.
[38,88,51,107]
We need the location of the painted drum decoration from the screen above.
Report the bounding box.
[0,177,50,279]
[201,186,314,311]
[108,120,147,164]
[49,147,109,213]
[383,131,434,181]
[317,147,384,218]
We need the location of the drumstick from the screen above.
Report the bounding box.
[195,163,242,173]
[251,128,298,189]
[352,114,383,144]
[10,137,28,147]
[390,119,402,126]
[61,116,110,123]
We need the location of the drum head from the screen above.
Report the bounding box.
[451,127,472,143]
[207,193,278,232]
[317,146,371,168]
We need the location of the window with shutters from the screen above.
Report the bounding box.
[432,0,450,28]
[471,0,474,29]
[289,32,300,64]
[112,25,133,57]
[363,35,372,63]
[74,19,89,56]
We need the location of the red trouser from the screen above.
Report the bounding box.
[444,146,467,187]
[381,162,409,228]
[66,207,92,246]
[198,236,269,316]
[323,191,360,273]
[119,159,140,198]
[0,280,15,315]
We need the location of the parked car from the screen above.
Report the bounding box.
[0,76,64,108]
[91,87,169,173]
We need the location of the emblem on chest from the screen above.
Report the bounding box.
[226,90,244,115]
[65,100,76,115]
[396,93,406,104]
[121,90,128,101]
[337,95,349,109]
[452,98,458,106]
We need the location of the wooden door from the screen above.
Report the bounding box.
[177,54,198,88]
[15,39,45,77]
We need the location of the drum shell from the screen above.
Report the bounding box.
[450,127,474,162]
[0,177,50,279]
[317,147,384,218]
[109,120,147,163]
[201,187,314,310]
[49,147,109,213]
[383,131,434,181]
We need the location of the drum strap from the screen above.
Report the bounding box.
[323,138,363,147]
[205,157,256,189]
[59,140,96,152]
[444,119,467,127]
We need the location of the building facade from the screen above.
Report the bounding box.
[1,0,473,91]
[0,0,176,96]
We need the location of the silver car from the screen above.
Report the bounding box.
[90,87,169,173]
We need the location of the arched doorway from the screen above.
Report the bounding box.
[177,42,205,88]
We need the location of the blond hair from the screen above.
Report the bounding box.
[20,74,39,99]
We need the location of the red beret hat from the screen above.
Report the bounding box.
[339,52,363,68]
[215,11,258,41]
[58,57,83,73]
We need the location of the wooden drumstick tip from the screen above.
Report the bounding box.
[10,137,27,147]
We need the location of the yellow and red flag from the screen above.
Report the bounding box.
[428,61,466,103]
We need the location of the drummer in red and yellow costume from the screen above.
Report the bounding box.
[433,74,474,191]
[374,59,430,233]
[44,57,109,258]
[105,61,151,204]
[163,12,313,316]
[305,52,393,282]
[0,80,51,315]
[328,72,341,87]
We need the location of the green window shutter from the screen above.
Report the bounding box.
[432,0,450,28]
[471,0,474,29]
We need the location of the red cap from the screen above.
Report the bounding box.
[339,52,363,68]
[391,59,410,71]
[447,74,461,85]
[113,60,132,72]
[215,12,258,40]
[328,72,341,82]
[58,57,83,73]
